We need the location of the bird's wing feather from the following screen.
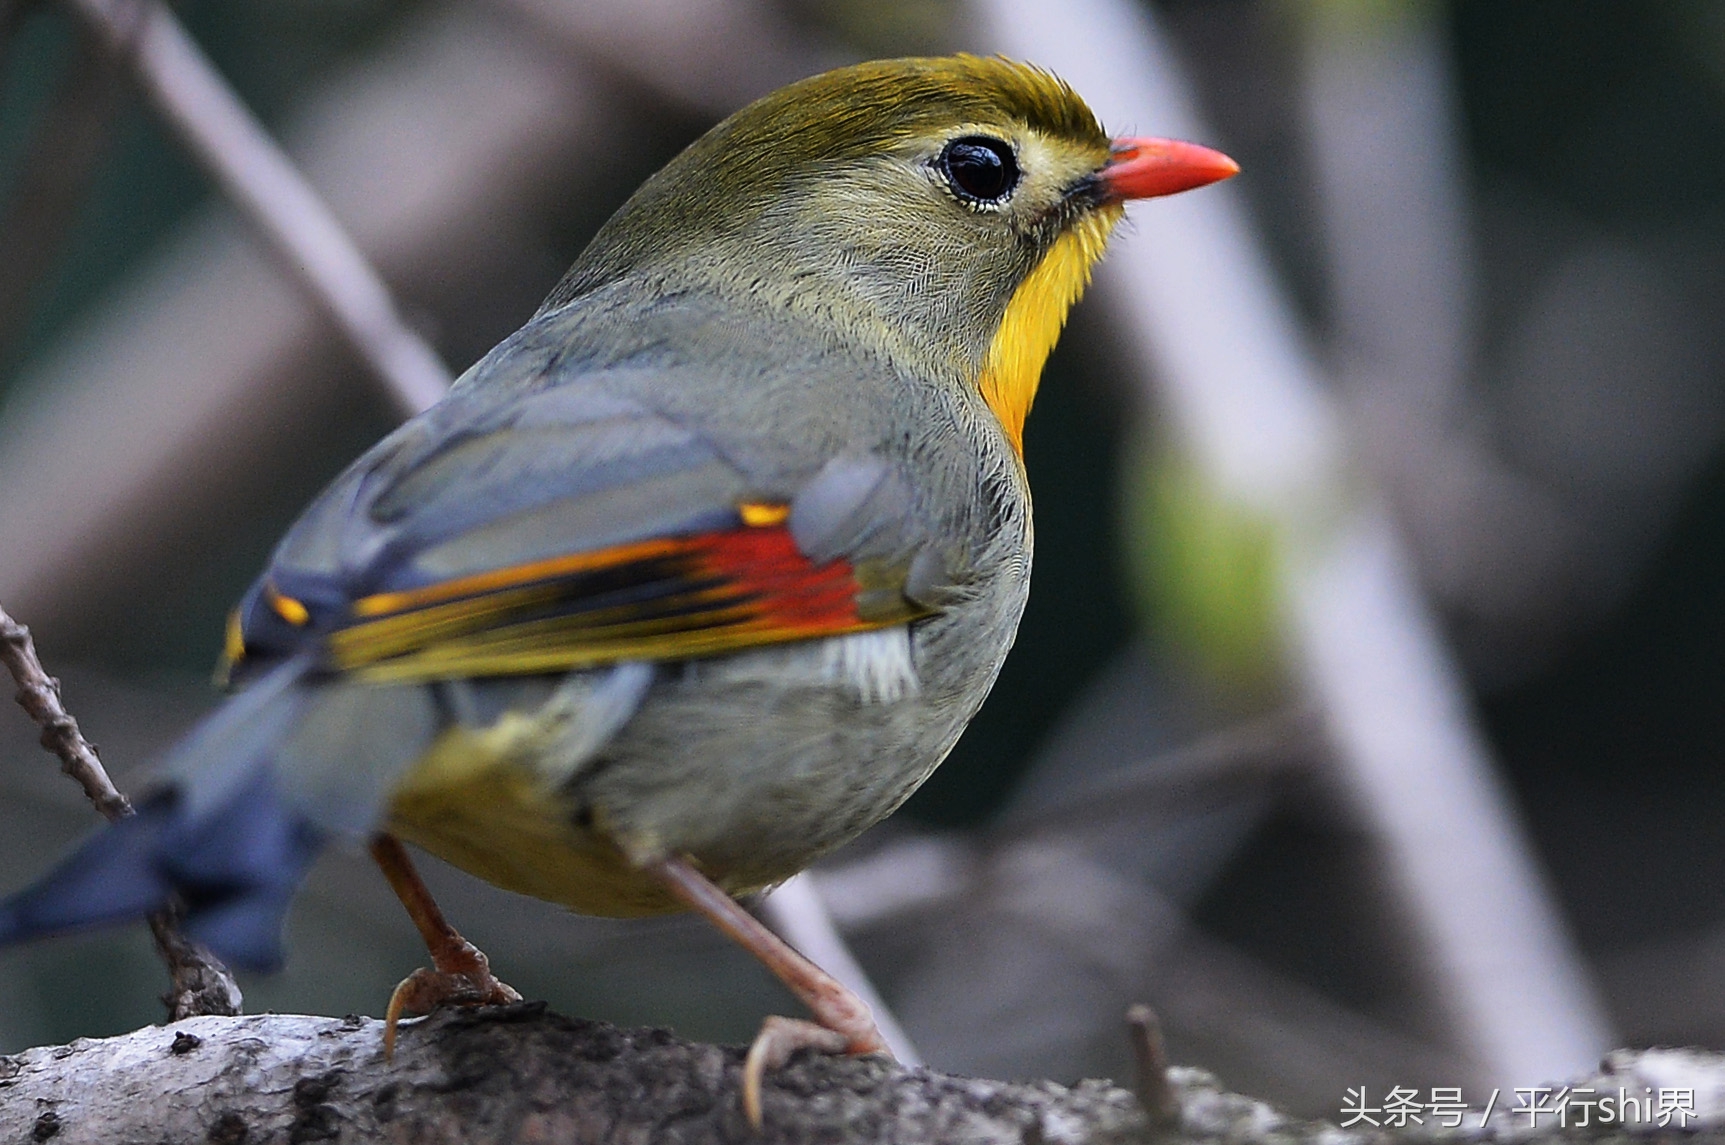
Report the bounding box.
[325,517,919,682]
[225,374,942,686]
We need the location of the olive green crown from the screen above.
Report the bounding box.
[543,55,1106,309]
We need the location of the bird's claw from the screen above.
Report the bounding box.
[382,942,522,1059]
[741,1015,890,1129]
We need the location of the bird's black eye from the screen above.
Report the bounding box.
[939,136,1020,204]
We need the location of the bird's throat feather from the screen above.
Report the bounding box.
[977,207,1121,457]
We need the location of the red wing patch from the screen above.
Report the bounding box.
[322,520,917,683]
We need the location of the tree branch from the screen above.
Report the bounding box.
[0,603,130,822]
[0,1006,1153,1143]
[2,1005,1715,1143]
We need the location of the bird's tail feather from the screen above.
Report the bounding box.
[0,657,326,971]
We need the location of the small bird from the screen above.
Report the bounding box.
[0,54,1234,1120]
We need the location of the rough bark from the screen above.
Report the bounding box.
[0,1004,1153,1144]
[3,1004,1723,1144]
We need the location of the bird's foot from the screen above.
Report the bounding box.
[382,936,522,1059]
[370,833,523,1058]
[641,855,896,1128]
[741,1014,890,1129]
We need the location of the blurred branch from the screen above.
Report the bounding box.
[759,874,922,1065]
[1301,0,1475,412]
[822,824,1476,1111]
[63,0,450,416]
[973,0,1612,1089]
[0,22,125,369]
[1295,2,1580,676]
[997,706,1319,835]
[0,7,584,622]
[0,601,241,1018]
[0,0,812,627]
[504,0,828,116]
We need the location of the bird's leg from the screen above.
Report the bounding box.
[644,855,890,1127]
[370,833,522,1057]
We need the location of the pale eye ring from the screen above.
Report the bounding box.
[939,136,1020,204]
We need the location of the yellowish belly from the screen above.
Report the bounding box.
[384,723,685,918]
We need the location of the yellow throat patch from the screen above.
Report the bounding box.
[977,205,1123,456]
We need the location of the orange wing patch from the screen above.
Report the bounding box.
[737,501,791,527]
[265,583,311,626]
[325,520,920,684]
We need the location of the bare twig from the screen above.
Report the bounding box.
[1127,1003,1181,1130]
[0,600,241,1019]
[0,603,131,821]
[63,0,451,416]
[149,906,245,1018]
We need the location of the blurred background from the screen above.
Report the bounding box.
[1,0,1723,1120]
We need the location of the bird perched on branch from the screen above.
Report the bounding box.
[0,54,1234,1123]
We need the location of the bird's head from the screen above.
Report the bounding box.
[548,55,1237,455]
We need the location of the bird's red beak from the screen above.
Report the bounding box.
[1099,136,1239,202]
